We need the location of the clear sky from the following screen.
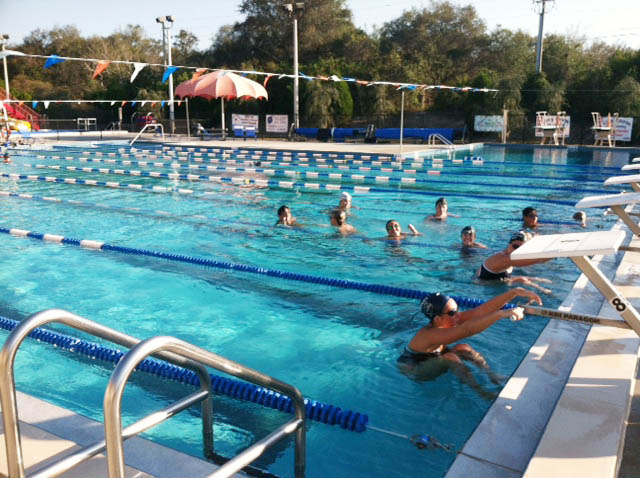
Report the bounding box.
[1,0,638,51]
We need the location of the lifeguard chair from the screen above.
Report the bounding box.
[535,111,566,145]
[591,112,618,147]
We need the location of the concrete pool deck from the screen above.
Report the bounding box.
[2,138,640,477]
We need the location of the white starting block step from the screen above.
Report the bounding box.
[511,230,625,259]
[512,230,640,336]
[576,192,640,236]
[621,164,640,171]
[604,174,640,192]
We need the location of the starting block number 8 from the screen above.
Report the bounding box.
[611,297,628,313]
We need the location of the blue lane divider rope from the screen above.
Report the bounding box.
[20,150,614,185]
[0,314,368,432]
[21,153,616,193]
[0,226,495,311]
[0,171,579,206]
[23,161,615,196]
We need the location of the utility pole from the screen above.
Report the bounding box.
[283,2,304,129]
[533,0,555,74]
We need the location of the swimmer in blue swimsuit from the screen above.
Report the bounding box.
[398,288,541,397]
[477,231,553,294]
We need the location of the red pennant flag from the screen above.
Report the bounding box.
[121,101,127,107]
[318,76,329,81]
[356,80,369,86]
[192,68,206,80]
[18,101,24,107]
[151,102,157,107]
[177,100,182,107]
[92,61,111,79]
[263,75,273,87]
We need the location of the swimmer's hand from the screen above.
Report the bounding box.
[408,223,420,235]
[513,287,542,306]
[507,307,524,322]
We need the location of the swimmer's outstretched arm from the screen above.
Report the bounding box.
[510,257,552,267]
[509,277,552,295]
[413,308,523,348]
[408,224,421,235]
[461,287,542,322]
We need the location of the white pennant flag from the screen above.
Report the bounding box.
[140,101,147,107]
[110,101,116,106]
[44,101,50,109]
[130,62,147,83]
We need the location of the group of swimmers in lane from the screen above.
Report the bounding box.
[274,193,585,395]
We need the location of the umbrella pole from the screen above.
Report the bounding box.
[186,98,190,137]
[221,98,226,139]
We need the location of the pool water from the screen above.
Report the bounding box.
[0,143,632,478]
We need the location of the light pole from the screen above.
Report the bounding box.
[532,0,555,74]
[1,34,10,98]
[283,2,304,129]
[156,16,175,135]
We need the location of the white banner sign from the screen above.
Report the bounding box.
[266,114,289,133]
[231,114,259,130]
[474,115,504,132]
[535,115,571,138]
[602,116,634,142]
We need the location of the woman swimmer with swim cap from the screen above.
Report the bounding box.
[398,288,541,397]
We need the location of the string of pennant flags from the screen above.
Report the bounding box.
[1,99,178,110]
[0,50,498,95]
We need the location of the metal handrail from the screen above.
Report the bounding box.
[427,133,454,146]
[104,336,307,478]
[0,309,213,478]
[130,122,164,146]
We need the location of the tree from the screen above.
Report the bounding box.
[610,76,640,116]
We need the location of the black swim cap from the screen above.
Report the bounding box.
[420,293,451,320]
[509,230,528,243]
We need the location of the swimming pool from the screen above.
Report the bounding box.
[0,142,632,477]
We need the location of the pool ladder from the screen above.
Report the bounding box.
[130,123,165,146]
[0,309,307,478]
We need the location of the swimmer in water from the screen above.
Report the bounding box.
[398,288,541,398]
[385,220,421,241]
[522,207,539,230]
[460,226,487,249]
[275,205,300,227]
[330,209,357,236]
[573,211,587,228]
[477,231,553,294]
[427,197,459,221]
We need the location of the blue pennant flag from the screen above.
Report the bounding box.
[32,101,38,108]
[406,85,417,90]
[342,77,356,82]
[299,72,313,81]
[131,101,137,107]
[162,66,179,84]
[161,100,166,108]
[44,55,65,69]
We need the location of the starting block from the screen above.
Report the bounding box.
[604,174,640,192]
[576,192,640,236]
[512,230,640,336]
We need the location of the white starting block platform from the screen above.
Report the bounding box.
[576,192,640,237]
[512,230,640,336]
[621,164,640,171]
[604,174,640,192]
